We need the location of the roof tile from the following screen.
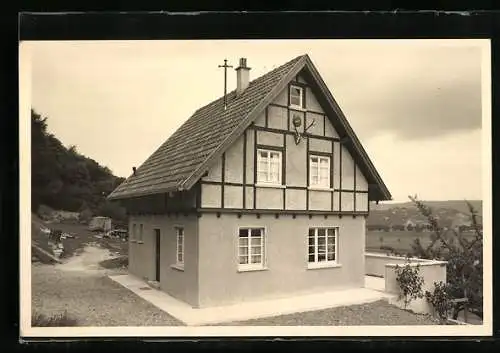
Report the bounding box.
[109,55,304,199]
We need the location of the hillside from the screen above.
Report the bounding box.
[31,109,126,221]
[371,200,482,214]
[368,200,483,229]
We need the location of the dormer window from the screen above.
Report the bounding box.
[290,85,304,109]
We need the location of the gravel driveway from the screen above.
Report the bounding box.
[221,300,440,326]
[32,243,440,327]
[31,248,183,326]
[33,258,439,327]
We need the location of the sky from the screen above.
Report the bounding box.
[25,39,488,203]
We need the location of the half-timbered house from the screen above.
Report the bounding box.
[108,54,391,308]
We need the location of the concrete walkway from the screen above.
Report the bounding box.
[364,275,386,292]
[109,274,395,326]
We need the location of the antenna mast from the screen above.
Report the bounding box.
[218,59,233,110]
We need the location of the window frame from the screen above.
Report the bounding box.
[175,226,184,268]
[131,223,137,242]
[307,227,339,269]
[256,148,282,186]
[138,223,144,243]
[237,227,266,272]
[309,154,331,189]
[289,85,304,109]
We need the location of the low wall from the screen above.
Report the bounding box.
[385,261,447,314]
[365,252,428,277]
[365,252,447,315]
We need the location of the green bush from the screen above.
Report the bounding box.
[425,281,452,323]
[395,263,424,309]
[32,310,78,327]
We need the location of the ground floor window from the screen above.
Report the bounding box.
[308,227,338,267]
[238,228,265,271]
[138,223,143,242]
[176,227,184,267]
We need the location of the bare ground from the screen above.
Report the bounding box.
[31,248,183,326]
[219,300,440,326]
[32,219,182,326]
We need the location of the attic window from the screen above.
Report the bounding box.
[290,85,304,109]
[309,155,330,188]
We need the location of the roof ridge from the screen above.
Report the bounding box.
[190,54,306,116]
[109,53,397,202]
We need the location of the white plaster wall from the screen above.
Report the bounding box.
[197,213,366,307]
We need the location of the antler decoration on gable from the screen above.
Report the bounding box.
[292,114,316,145]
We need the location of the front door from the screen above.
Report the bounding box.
[154,229,161,282]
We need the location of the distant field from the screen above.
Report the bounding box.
[366,230,477,254]
[370,200,482,214]
[366,230,429,254]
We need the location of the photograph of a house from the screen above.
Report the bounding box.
[107,53,391,309]
[23,38,490,335]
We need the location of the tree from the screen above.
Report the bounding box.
[408,195,483,320]
[31,109,125,217]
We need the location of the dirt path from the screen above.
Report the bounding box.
[31,244,183,326]
[54,243,120,273]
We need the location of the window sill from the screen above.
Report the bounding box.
[308,187,334,191]
[237,266,268,273]
[307,262,342,270]
[171,264,185,272]
[255,183,285,189]
[289,105,306,112]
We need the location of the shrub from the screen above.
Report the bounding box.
[32,310,78,327]
[97,201,127,223]
[426,281,452,323]
[37,204,54,220]
[395,263,424,309]
[79,208,93,224]
[408,195,483,320]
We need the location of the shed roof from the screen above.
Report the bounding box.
[108,54,391,201]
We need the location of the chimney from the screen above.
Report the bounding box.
[235,58,251,96]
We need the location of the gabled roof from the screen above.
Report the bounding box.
[108,54,391,202]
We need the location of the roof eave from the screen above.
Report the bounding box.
[107,184,180,201]
[303,56,392,202]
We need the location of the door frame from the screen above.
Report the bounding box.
[154,228,161,282]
